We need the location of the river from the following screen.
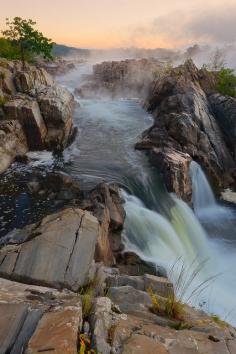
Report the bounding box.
[1,61,236,325]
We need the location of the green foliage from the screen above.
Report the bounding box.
[217,68,236,97]
[0,38,22,60]
[153,63,173,79]
[0,96,7,106]
[1,17,54,67]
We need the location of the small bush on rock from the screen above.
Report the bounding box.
[148,287,184,320]
[217,68,236,97]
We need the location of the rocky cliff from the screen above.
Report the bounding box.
[76,58,164,99]
[136,60,236,201]
[0,58,75,174]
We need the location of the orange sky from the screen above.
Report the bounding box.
[0,0,235,48]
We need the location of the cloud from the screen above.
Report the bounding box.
[128,5,236,47]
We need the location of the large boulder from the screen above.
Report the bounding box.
[0,120,28,174]
[82,183,126,265]
[0,208,99,291]
[137,60,236,199]
[4,95,47,150]
[33,85,75,149]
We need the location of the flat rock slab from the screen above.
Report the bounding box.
[26,307,82,354]
[0,208,99,291]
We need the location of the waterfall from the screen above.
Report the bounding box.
[123,191,209,269]
[189,161,216,213]
[189,161,232,220]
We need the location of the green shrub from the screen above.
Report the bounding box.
[0,37,34,62]
[0,38,21,60]
[217,68,236,97]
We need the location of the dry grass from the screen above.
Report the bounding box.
[168,257,220,305]
[211,314,229,328]
[148,287,184,320]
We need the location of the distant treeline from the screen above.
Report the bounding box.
[0,38,90,61]
[52,44,90,57]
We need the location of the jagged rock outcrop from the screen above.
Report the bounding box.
[14,67,53,93]
[82,182,126,265]
[136,60,236,200]
[4,95,47,150]
[77,58,163,99]
[209,93,236,160]
[0,60,75,174]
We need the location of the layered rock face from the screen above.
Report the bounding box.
[0,120,28,174]
[77,58,163,99]
[0,59,75,173]
[136,60,236,200]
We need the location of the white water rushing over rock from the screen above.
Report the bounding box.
[189,161,216,212]
[123,191,236,325]
[189,160,232,220]
[123,191,209,267]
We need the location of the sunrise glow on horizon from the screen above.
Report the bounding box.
[1,0,236,49]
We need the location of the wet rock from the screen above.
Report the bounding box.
[150,148,192,201]
[91,297,112,354]
[116,251,162,277]
[26,306,82,354]
[4,95,47,149]
[0,120,28,174]
[26,172,81,201]
[0,208,99,291]
[221,189,236,204]
[14,154,30,164]
[88,183,125,231]
[83,183,125,265]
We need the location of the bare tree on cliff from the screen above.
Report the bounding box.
[209,48,226,71]
[2,17,54,69]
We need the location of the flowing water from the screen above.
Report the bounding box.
[1,62,236,324]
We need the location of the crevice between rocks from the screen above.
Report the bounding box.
[64,212,85,282]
